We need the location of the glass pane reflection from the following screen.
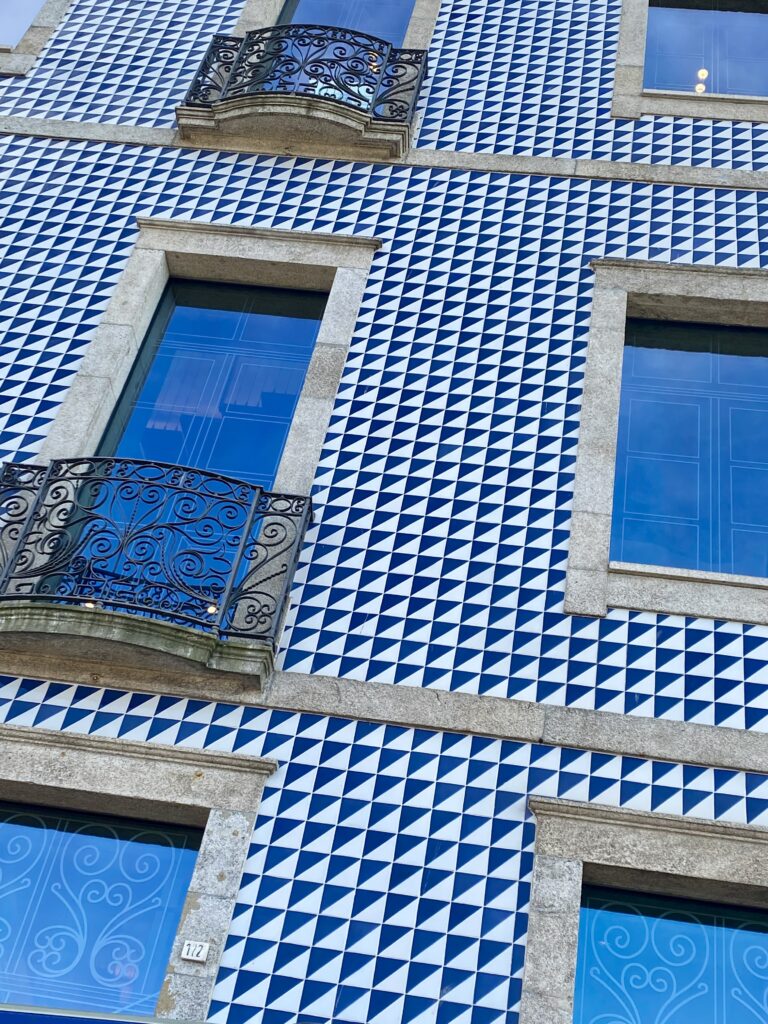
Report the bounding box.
[0,802,200,1014]
[610,318,768,578]
[575,886,768,1024]
[279,0,417,46]
[0,0,45,48]
[100,280,326,489]
[645,0,768,97]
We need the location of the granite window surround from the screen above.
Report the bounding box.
[39,216,381,497]
[0,722,276,1022]
[0,0,74,77]
[612,0,768,122]
[565,257,768,627]
[518,796,768,1024]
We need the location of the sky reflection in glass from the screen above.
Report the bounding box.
[280,0,417,46]
[644,1,768,97]
[0,0,45,48]
[610,318,768,578]
[0,803,200,1014]
[575,886,768,1024]
[101,280,325,489]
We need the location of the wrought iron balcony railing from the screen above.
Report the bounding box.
[0,458,311,650]
[178,26,428,157]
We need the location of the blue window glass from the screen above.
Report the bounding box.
[610,318,768,578]
[575,886,768,1023]
[0,802,200,1015]
[644,0,768,98]
[279,0,417,46]
[100,280,326,489]
[0,0,45,47]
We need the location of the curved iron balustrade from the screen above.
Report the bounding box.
[185,26,427,123]
[0,458,311,646]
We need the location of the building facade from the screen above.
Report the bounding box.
[2,1,768,1024]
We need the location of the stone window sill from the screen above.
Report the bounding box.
[606,561,768,626]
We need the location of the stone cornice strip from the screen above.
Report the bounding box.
[529,795,768,843]
[0,721,277,818]
[267,671,768,775]
[0,720,276,775]
[4,116,768,191]
[1,651,767,772]
[135,216,383,250]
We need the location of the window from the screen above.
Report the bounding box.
[611,318,768,578]
[1,0,46,48]
[575,885,768,1022]
[0,724,276,1022]
[99,280,326,489]
[278,0,418,46]
[565,259,768,626]
[612,0,768,120]
[41,218,379,497]
[644,0,768,98]
[519,796,768,1024]
[11,219,378,693]
[0,802,200,1014]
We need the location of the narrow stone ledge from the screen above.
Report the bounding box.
[0,655,766,774]
[5,118,768,191]
[0,722,277,824]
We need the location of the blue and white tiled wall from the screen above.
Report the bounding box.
[4,674,768,1024]
[2,0,768,167]
[3,1,768,1022]
[3,134,768,727]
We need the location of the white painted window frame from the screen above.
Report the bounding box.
[519,796,768,1023]
[613,0,768,122]
[565,257,768,627]
[0,723,277,1022]
[0,0,74,76]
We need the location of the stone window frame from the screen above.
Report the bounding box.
[231,0,442,50]
[519,796,768,1024]
[0,0,74,77]
[0,722,276,1022]
[612,0,768,122]
[565,257,768,627]
[40,216,381,498]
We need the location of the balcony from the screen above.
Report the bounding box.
[0,458,311,688]
[176,25,428,159]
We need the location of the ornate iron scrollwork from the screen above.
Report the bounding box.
[184,25,427,124]
[0,457,311,648]
[374,48,429,121]
[185,34,244,105]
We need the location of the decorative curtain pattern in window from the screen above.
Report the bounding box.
[0,803,200,1014]
[574,886,768,1023]
[100,280,325,489]
[279,0,417,46]
[610,318,768,578]
[644,0,768,97]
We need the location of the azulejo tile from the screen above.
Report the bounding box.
[1,674,767,1024]
[3,136,768,723]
